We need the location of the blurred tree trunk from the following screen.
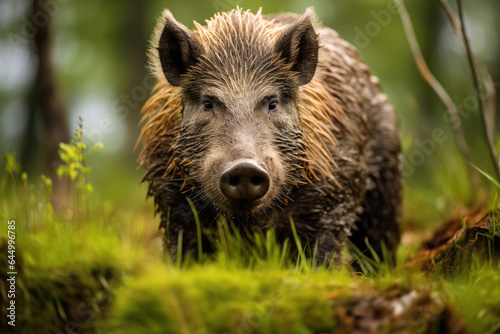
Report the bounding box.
[32,0,70,210]
[120,0,150,154]
[20,88,42,170]
[417,1,443,120]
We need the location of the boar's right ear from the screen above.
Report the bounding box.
[149,10,200,86]
[275,8,319,86]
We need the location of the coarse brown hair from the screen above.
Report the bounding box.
[137,8,348,187]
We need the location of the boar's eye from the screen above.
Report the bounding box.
[203,100,213,111]
[268,101,278,111]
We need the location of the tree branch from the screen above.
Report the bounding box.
[393,0,479,190]
[457,0,500,181]
[438,0,497,131]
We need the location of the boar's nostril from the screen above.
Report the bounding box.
[229,176,240,186]
[250,176,261,186]
[220,160,270,201]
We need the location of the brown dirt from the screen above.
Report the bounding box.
[330,285,468,334]
[408,208,500,274]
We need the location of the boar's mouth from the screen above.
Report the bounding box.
[226,199,266,215]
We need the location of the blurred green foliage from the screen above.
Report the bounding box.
[0,0,499,225]
[2,2,500,332]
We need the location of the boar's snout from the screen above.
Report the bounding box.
[220,159,270,200]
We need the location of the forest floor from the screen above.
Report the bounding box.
[1,155,500,334]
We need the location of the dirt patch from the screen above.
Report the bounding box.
[409,209,500,274]
[330,285,467,334]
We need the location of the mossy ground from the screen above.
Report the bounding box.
[1,157,500,334]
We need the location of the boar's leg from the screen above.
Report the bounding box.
[349,138,402,265]
[278,174,366,265]
[152,183,217,261]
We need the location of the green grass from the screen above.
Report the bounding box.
[103,266,344,334]
[2,149,500,334]
[440,261,500,334]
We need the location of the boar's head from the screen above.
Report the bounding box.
[150,8,319,216]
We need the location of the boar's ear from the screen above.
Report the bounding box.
[275,8,319,86]
[149,9,201,86]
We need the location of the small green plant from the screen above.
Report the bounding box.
[472,163,500,190]
[472,163,500,238]
[57,117,103,221]
[2,152,54,227]
[2,152,23,209]
[492,192,498,237]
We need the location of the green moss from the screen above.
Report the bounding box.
[2,152,500,333]
[443,263,500,333]
[103,266,346,334]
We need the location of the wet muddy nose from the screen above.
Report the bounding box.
[220,160,270,200]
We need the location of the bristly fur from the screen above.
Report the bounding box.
[139,8,345,185]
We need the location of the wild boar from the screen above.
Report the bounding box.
[137,7,402,263]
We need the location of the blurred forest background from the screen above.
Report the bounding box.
[1,0,499,227]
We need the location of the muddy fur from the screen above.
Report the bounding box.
[137,8,402,263]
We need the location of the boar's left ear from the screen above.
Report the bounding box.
[275,7,319,86]
[149,9,201,86]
